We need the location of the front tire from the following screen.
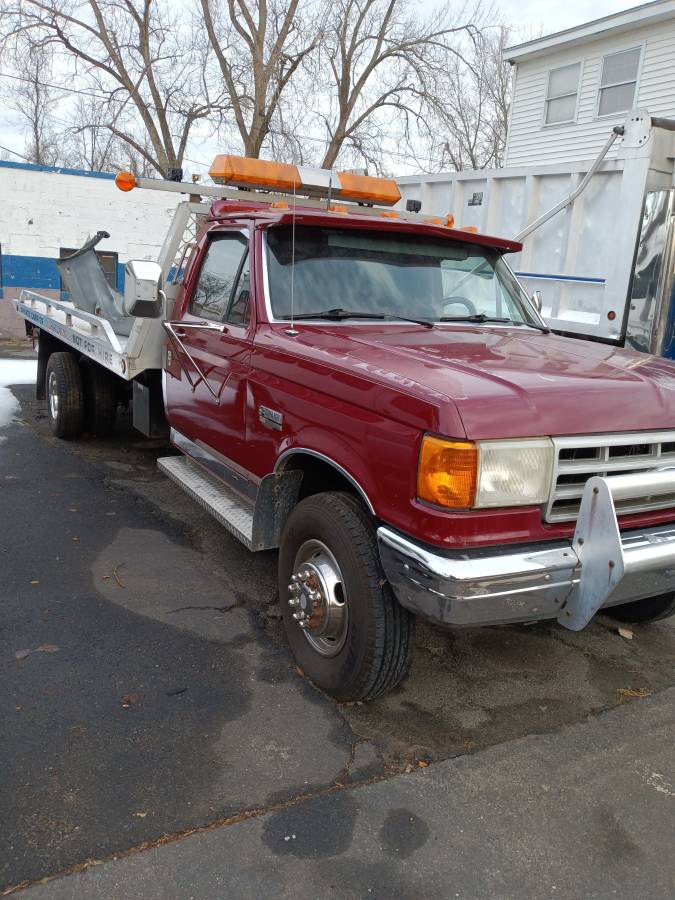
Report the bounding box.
[45,352,84,439]
[605,592,675,623]
[278,492,415,702]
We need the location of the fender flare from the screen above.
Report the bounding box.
[274,447,376,516]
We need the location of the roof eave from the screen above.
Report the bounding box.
[505,0,675,63]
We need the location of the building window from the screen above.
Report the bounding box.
[59,247,118,290]
[597,47,641,116]
[545,63,581,124]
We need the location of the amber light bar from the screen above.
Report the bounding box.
[208,155,401,207]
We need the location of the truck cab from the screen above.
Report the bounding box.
[155,157,675,701]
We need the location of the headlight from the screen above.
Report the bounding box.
[475,438,553,507]
[417,435,553,509]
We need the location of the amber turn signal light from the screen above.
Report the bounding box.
[115,171,137,192]
[417,436,477,508]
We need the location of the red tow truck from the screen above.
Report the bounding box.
[15,156,675,700]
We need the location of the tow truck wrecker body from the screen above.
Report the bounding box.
[14,156,675,700]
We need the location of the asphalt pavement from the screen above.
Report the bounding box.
[1,341,674,898]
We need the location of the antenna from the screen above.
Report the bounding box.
[286,178,299,336]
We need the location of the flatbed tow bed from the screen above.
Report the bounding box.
[18,292,131,378]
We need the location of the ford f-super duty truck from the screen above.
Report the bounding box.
[15,156,675,701]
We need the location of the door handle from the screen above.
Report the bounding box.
[173,329,187,338]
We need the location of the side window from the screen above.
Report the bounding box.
[597,47,641,116]
[544,62,581,125]
[190,234,247,322]
[226,251,251,326]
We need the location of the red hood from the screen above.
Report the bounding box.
[286,324,675,439]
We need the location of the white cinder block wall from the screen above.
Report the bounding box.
[0,162,180,336]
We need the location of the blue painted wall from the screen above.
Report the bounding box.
[0,253,125,299]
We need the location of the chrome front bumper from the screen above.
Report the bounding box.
[378,472,675,630]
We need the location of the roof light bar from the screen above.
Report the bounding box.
[208,154,401,207]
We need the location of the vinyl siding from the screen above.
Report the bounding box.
[504,18,675,167]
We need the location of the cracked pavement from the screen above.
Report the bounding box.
[1,343,674,898]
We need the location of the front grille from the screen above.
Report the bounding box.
[545,431,675,523]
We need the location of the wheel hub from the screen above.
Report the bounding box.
[48,371,59,420]
[287,541,347,657]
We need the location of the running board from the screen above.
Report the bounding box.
[158,456,254,549]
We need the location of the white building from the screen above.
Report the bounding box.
[0,161,180,337]
[504,0,675,167]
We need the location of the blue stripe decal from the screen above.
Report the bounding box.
[0,253,126,292]
[0,160,115,180]
[516,271,606,284]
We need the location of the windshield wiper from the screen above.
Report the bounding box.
[440,314,513,324]
[440,313,551,333]
[290,308,434,328]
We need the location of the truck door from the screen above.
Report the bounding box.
[164,229,254,471]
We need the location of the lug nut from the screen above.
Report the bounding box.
[289,597,299,607]
[298,620,309,629]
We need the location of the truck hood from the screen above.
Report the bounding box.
[310,325,675,439]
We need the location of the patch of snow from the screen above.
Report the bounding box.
[0,358,38,430]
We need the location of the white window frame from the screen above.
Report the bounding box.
[542,61,583,128]
[595,43,644,120]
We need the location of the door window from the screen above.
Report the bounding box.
[190,234,248,322]
[225,251,251,326]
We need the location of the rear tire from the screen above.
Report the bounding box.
[81,360,117,436]
[45,352,84,439]
[604,592,675,623]
[278,491,415,702]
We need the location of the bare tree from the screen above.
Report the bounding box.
[1,0,222,176]
[62,94,156,174]
[200,0,321,159]
[427,28,507,171]
[312,0,489,171]
[0,41,64,166]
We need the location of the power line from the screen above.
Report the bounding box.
[0,142,30,162]
[0,70,121,103]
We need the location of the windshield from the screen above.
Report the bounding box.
[265,225,537,325]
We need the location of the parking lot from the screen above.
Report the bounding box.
[2,341,674,898]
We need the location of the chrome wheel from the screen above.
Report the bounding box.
[287,539,348,657]
[48,370,59,420]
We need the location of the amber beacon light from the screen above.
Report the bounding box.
[417,436,478,509]
[115,171,137,192]
[209,154,401,206]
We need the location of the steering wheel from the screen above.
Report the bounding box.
[441,295,477,317]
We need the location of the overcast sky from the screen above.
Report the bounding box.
[0,0,649,167]
[435,0,643,35]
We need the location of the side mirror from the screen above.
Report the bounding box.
[531,289,543,313]
[123,260,164,318]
